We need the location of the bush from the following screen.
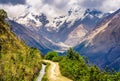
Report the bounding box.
[52,56,63,62]
[45,51,58,60]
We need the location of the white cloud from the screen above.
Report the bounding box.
[0,0,120,19]
[101,0,120,12]
[26,0,71,18]
[0,4,26,19]
[26,0,43,10]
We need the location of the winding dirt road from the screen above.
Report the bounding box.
[43,60,72,81]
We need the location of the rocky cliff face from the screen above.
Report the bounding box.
[75,9,120,70]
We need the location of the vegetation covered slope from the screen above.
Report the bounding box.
[0,9,42,81]
[59,48,120,81]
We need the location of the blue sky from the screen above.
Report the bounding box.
[0,0,120,18]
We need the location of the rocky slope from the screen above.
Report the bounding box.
[75,9,120,71]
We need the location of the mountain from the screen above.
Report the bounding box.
[75,9,120,71]
[15,8,106,31]
[0,9,42,81]
[9,8,108,53]
[9,20,51,53]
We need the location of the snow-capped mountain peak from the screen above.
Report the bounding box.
[15,12,42,27]
[15,8,106,32]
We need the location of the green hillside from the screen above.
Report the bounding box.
[59,48,120,81]
[0,9,42,81]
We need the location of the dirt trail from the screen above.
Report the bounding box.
[43,60,72,81]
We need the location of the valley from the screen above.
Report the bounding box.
[0,0,120,81]
[9,7,120,71]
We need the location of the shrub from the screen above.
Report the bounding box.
[45,51,58,60]
[52,56,63,62]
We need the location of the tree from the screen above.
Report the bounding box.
[0,9,7,22]
[84,56,89,64]
[45,51,58,60]
[66,48,80,60]
[105,65,109,72]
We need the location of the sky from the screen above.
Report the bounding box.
[0,0,120,19]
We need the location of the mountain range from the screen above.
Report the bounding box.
[9,8,109,53]
[8,7,120,70]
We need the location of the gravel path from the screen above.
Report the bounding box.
[43,60,72,81]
